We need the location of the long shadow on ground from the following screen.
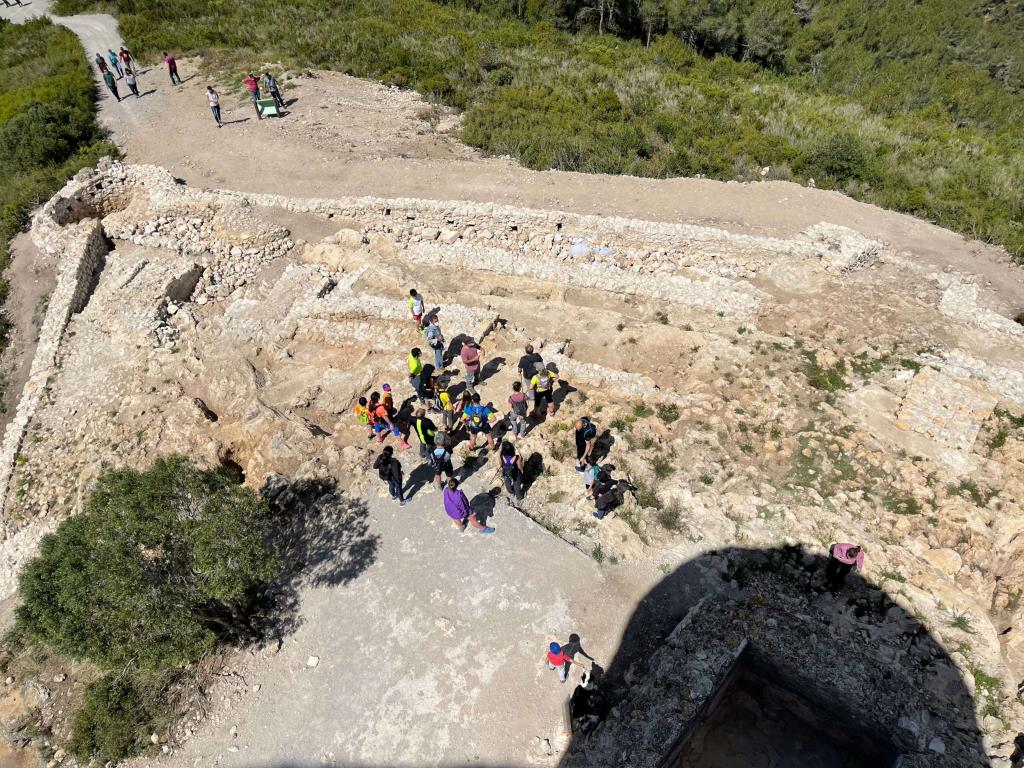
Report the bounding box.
[249,545,989,767]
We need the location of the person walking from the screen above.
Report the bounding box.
[582,457,600,499]
[373,446,408,506]
[102,70,121,102]
[545,642,579,684]
[413,408,437,461]
[163,52,182,85]
[107,49,123,78]
[530,362,558,419]
[94,53,109,74]
[243,73,262,119]
[507,381,530,437]
[424,314,445,369]
[408,288,426,327]
[460,339,483,393]
[124,67,140,97]
[593,470,623,520]
[518,344,543,398]
[825,542,864,592]
[206,86,222,126]
[462,393,497,452]
[263,71,286,110]
[408,347,425,402]
[443,478,494,534]
[499,441,524,501]
[118,47,135,72]
[574,417,598,472]
[431,435,456,490]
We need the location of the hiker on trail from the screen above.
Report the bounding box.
[424,314,445,369]
[263,71,286,110]
[413,408,437,460]
[462,393,497,452]
[373,446,408,506]
[435,376,456,431]
[408,347,425,404]
[507,381,530,437]
[546,642,580,684]
[102,70,121,102]
[459,339,483,393]
[574,417,598,472]
[530,362,558,419]
[206,86,222,126]
[409,288,426,327]
[443,478,494,534]
[94,53,109,74]
[107,49,123,78]
[163,52,182,85]
[518,344,543,397]
[118,47,135,70]
[592,470,623,520]
[243,73,262,119]
[355,396,373,439]
[370,391,410,449]
[499,441,524,501]
[431,435,457,489]
[124,67,140,98]
[825,542,864,592]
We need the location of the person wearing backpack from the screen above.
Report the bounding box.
[413,408,437,460]
[507,381,530,437]
[373,446,408,506]
[435,376,456,431]
[462,393,497,452]
[574,417,598,472]
[530,363,558,419]
[354,396,373,440]
[499,441,524,501]
[431,434,457,489]
[370,392,410,449]
[424,314,445,369]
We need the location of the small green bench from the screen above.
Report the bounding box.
[257,98,279,117]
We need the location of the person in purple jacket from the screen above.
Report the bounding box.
[443,478,494,534]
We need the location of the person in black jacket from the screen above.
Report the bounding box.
[373,446,408,506]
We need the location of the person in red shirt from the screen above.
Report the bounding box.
[243,73,262,120]
[163,52,182,85]
[546,642,576,684]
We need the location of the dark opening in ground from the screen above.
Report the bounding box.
[670,652,899,768]
[219,454,246,484]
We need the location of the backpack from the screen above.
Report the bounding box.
[355,404,370,425]
[535,370,552,390]
[509,392,528,416]
[501,452,519,477]
[580,416,597,440]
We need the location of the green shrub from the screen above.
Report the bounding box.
[16,455,281,672]
[68,674,151,764]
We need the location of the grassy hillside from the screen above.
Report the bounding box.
[0,17,116,355]
[52,0,1024,259]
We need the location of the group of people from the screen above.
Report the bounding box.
[359,288,639,535]
[94,47,141,101]
[206,72,287,127]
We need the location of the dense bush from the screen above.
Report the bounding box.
[15,455,281,762]
[17,455,281,671]
[0,18,116,360]
[45,0,1023,260]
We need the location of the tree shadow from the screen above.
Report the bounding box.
[251,474,380,644]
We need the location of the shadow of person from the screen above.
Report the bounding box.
[403,461,436,500]
[138,88,157,97]
[469,490,498,525]
[592,429,614,463]
[522,451,544,492]
[559,545,988,768]
[479,356,505,384]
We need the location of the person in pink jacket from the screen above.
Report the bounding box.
[826,542,864,592]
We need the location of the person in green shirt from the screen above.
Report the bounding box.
[408,347,425,405]
[102,70,121,102]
